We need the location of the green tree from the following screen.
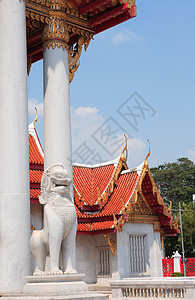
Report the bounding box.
[150,158,195,208]
[150,158,195,257]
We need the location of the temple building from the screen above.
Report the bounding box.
[29,118,179,286]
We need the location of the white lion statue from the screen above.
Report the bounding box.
[30,163,77,275]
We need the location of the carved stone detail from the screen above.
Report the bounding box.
[30,164,77,275]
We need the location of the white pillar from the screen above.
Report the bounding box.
[0,0,30,294]
[172,251,182,273]
[43,46,72,178]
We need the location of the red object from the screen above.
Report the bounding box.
[79,0,111,14]
[89,3,129,27]
[181,258,195,276]
[95,12,130,34]
[81,204,102,214]
[130,5,137,18]
[163,258,195,277]
[162,258,174,277]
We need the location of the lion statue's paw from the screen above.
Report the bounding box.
[33,268,47,276]
[49,268,63,275]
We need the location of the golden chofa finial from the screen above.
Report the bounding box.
[144,139,150,168]
[121,134,128,161]
[33,107,38,129]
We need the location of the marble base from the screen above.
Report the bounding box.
[23,274,88,295]
[0,294,108,300]
[0,274,109,300]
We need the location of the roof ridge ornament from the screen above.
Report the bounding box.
[144,139,150,168]
[33,107,38,129]
[121,134,128,162]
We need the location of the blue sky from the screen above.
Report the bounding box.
[28,0,195,168]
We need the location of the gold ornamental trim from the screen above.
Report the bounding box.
[33,107,38,128]
[26,0,94,34]
[68,36,90,83]
[74,185,85,207]
[43,39,69,51]
[113,213,125,232]
[27,59,32,76]
[42,10,70,51]
[104,234,116,256]
[30,224,36,230]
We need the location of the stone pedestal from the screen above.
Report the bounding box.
[23,274,88,295]
[0,275,109,300]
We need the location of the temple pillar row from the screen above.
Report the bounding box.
[0,0,30,293]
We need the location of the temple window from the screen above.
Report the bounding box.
[129,234,146,274]
[97,247,110,276]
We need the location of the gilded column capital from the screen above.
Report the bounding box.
[42,0,69,51]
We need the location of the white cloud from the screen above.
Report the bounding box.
[126,137,147,168]
[28,98,43,119]
[112,28,138,44]
[71,106,147,167]
[187,149,195,162]
[74,106,98,118]
[71,106,104,151]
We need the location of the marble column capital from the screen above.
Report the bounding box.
[42,15,69,51]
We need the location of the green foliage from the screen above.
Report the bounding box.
[150,158,195,207]
[171,272,184,277]
[150,158,195,257]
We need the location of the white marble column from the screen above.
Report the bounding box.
[0,0,30,293]
[43,45,72,179]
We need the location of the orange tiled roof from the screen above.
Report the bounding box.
[29,135,44,165]
[28,125,179,236]
[73,164,115,205]
[30,169,43,183]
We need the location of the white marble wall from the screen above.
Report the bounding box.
[76,235,97,283]
[76,233,118,284]
[117,223,163,279]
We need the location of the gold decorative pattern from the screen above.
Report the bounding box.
[167,201,172,214]
[68,36,91,83]
[31,224,36,230]
[153,222,161,232]
[104,234,116,256]
[113,213,125,232]
[33,107,38,128]
[26,0,94,35]
[27,59,32,76]
[127,214,159,224]
[49,0,67,11]
[42,7,70,51]
[125,191,154,218]
[74,185,85,207]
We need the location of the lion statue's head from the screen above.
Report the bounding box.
[39,163,72,204]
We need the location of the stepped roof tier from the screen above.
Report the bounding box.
[29,120,179,236]
[26,0,137,64]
